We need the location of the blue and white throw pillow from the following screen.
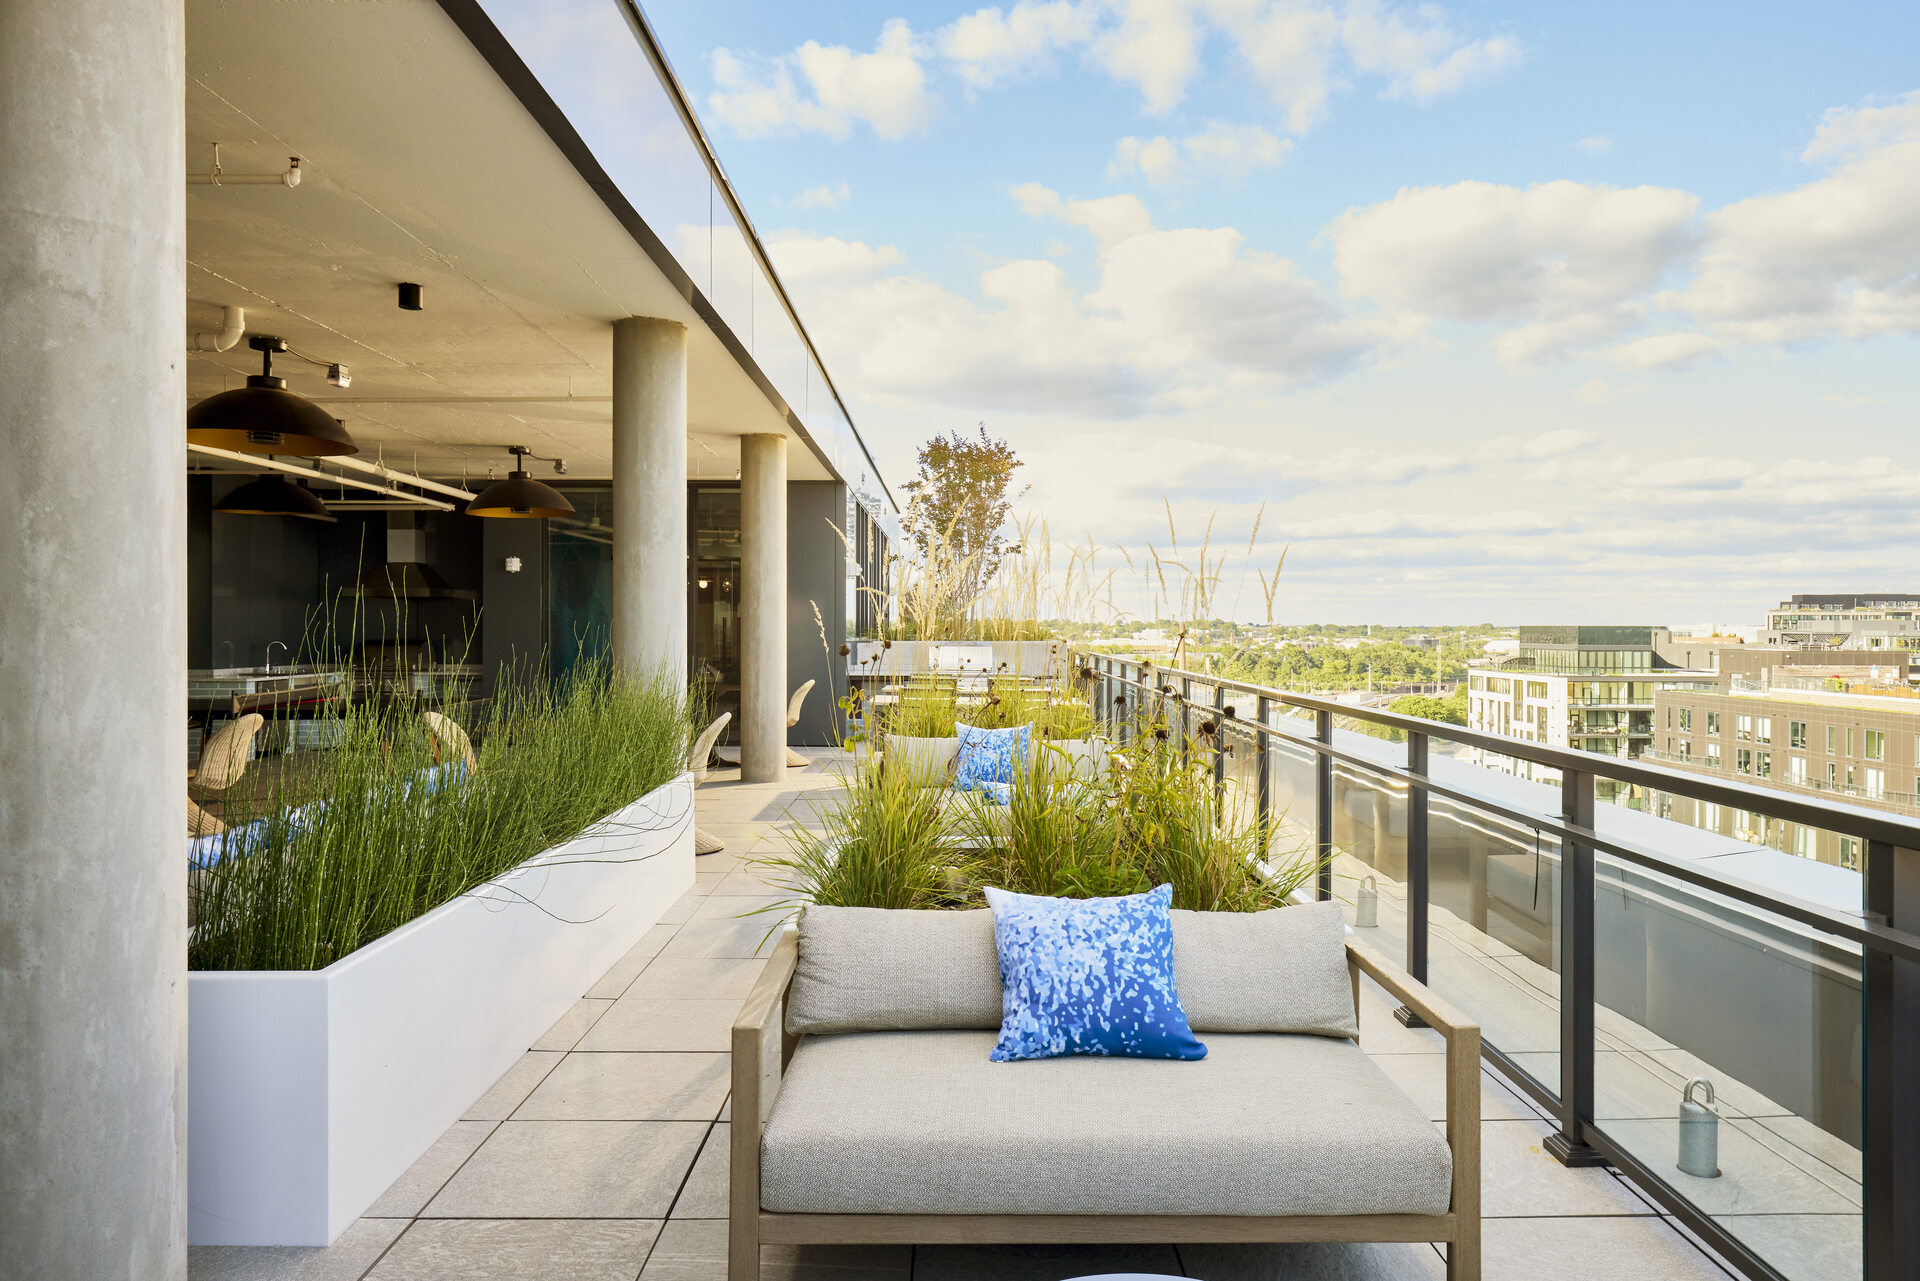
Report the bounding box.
[984,883,1207,1062]
[954,721,1030,795]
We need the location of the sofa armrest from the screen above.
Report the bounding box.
[1346,936,1480,1256]
[732,930,799,1243]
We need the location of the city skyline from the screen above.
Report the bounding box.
[648,0,1920,622]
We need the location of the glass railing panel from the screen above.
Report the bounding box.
[1592,845,1863,1281]
[1260,720,1320,869]
[474,0,715,293]
[710,184,755,348]
[1329,759,1410,969]
[752,261,807,411]
[1428,781,1564,1096]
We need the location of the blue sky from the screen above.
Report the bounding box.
[646,0,1920,625]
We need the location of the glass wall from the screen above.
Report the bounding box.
[690,485,742,735]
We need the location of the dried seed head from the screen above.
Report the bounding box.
[1222,705,1239,720]
[1154,727,1170,741]
[839,644,851,656]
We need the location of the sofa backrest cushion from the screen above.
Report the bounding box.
[1171,900,1357,1038]
[784,899,1355,1038]
[885,735,959,783]
[786,905,1003,1035]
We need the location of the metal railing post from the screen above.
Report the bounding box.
[1547,766,1605,1167]
[1396,731,1432,1029]
[1212,682,1227,808]
[1864,839,1920,1281]
[1315,707,1334,901]
[1255,694,1272,857]
[1179,675,1192,762]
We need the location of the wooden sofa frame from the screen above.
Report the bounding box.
[730,930,1482,1281]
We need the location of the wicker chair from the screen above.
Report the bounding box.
[689,711,732,855]
[421,711,478,775]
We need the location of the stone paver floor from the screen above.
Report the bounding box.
[190,749,1745,1281]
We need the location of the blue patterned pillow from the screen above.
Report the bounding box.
[954,722,1030,790]
[984,883,1206,1062]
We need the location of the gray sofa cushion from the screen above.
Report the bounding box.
[787,902,1354,1038]
[786,906,1002,1035]
[883,735,959,782]
[761,1030,1451,1216]
[1173,901,1357,1038]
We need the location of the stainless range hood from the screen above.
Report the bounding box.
[356,516,477,600]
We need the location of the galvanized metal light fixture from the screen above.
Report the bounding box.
[465,446,574,519]
[187,335,359,457]
[213,472,337,522]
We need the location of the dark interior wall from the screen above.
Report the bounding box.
[482,517,548,698]
[787,481,847,746]
[188,476,484,670]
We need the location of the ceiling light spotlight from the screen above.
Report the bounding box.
[214,473,337,522]
[186,335,359,457]
[327,362,351,388]
[398,282,423,311]
[465,445,575,519]
[553,458,567,475]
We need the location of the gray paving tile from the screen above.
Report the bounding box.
[1368,1053,1538,1123]
[364,1120,495,1217]
[1478,1119,1652,1217]
[689,892,795,923]
[585,924,682,999]
[531,998,613,1052]
[628,957,770,1001]
[1355,980,1446,1055]
[671,1123,728,1218]
[516,1052,730,1121]
[1600,1118,1860,1213]
[576,999,743,1052]
[641,1217,909,1281]
[710,868,795,896]
[1747,1113,1863,1183]
[1712,1213,1861,1281]
[914,1243,1182,1281]
[658,915,789,960]
[1463,1214,1732,1280]
[462,1051,563,1121]
[422,1120,706,1218]
[188,1216,407,1281]
[366,1218,660,1280]
[1179,1240,1443,1281]
[660,891,704,925]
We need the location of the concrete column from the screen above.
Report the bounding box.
[611,316,687,686]
[0,1,187,1277]
[739,434,788,782]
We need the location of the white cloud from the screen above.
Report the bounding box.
[1011,182,1155,250]
[769,190,1384,418]
[1326,179,1700,363]
[1338,0,1521,102]
[790,181,850,209]
[1576,135,1611,155]
[1669,90,1920,344]
[1091,0,1206,114]
[764,232,904,283]
[1479,428,1596,460]
[1604,332,1720,371]
[1821,393,1881,408]
[940,1,1098,90]
[708,20,934,141]
[1109,121,1292,186]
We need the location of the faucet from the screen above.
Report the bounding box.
[266,641,289,675]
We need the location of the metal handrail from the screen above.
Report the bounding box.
[1077,650,1918,1281]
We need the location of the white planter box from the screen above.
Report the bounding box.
[187,772,696,1246]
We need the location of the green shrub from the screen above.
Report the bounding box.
[189,654,692,972]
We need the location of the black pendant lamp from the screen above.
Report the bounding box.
[188,335,359,457]
[214,472,337,522]
[466,446,574,518]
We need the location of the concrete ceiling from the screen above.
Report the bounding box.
[184,0,825,485]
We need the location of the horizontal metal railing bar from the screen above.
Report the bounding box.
[1582,1130,1792,1281]
[1086,654,1920,964]
[1081,653,1920,851]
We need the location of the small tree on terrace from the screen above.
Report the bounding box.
[901,425,1028,619]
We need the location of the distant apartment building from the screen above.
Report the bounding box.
[1647,677,1920,868]
[1764,593,1920,650]
[1466,626,1715,802]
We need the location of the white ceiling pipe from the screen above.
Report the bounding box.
[187,444,454,511]
[188,149,301,187]
[191,305,246,352]
[322,454,476,502]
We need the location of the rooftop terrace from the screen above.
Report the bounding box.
[189,750,1750,1281]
